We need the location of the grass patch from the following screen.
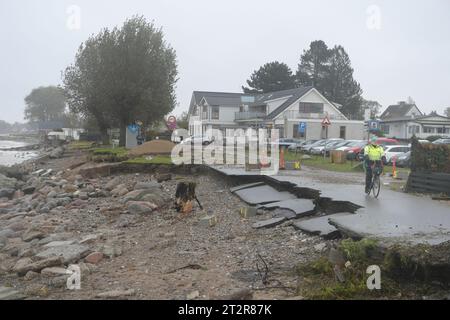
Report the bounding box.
[90,147,129,162]
[68,141,96,150]
[285,151,363,172]
[295,238,420,299]
[124,155,173,165]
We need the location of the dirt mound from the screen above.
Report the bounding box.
[129,140,175,156]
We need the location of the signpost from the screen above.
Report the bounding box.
[167,116,177,131]
[322,117,331,159]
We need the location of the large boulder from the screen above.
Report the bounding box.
[0,174,17,190]
[127,201,158,214]
[49,147,64,159]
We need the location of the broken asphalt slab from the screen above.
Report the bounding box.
[274,176,450,246]
[252,217,287,229]
[230,182,266,193]
[293,213,352,239]
[258,199,316,217]
[234,185,296,205]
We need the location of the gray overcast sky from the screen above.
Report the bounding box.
[1,0,449,123]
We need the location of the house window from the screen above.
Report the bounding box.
[299,102,324,114]
[340,126,346,139]
[423,127,435,134]
[408,126,420,134]
[211,107,220,120]
[293,124,306,138]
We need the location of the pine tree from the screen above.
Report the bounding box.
[296,40,331,91]
[242,61,296,94]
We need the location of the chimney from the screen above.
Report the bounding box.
[398,101,406,106]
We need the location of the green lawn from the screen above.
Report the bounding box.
[284,151,411,174]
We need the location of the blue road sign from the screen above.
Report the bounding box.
[299,122,306,134]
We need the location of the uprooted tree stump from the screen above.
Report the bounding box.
[174,182,203,215]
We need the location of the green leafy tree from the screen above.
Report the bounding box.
[63,15,178,146]
[444,107,450,118]
[243,61,296,94]
[296,40,331,89]
[362,99,382,119]
[24,86,66,123]
[176,111,189,130]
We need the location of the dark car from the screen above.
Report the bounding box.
[396,151,411,167]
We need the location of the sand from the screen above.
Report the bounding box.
[129,140,175,156]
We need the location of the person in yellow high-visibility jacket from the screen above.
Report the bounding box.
[363,136,385,193]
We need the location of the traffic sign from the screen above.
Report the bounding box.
[167,116,177,131]
[322,116,331,127]
[298,122,307,134]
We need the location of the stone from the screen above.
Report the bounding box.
[187,290,200,300]
[36,244,90,264]
[63,184,78,193]
[122,190,151,203]
[314,243,327,252]
[44,240,75,248]
[78,192,89,200]
[199,215,218,227]
[96,289,136,299]
[134,181,161,191]
[22,186,36,195]
[13,256,64,276]
[24,284,49,297]
[0,228,15,239]
[85,252,103,264]
[41,267,69,276]
[102,244,122,258]
[127,201,158,214]
[22,229,46,242]
[105,177,123,191]
[0,189,15,199]
[0,286,26,300]
[155,173,172,183]
[111,184,129,197]
[0,174,17,189]
[49,147,64,159]
[252,217,287,229]
[79,234,99,244]
[24,271,40,281]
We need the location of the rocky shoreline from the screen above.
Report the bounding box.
[0,147,332,300]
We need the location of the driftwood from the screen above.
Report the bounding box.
[174,182,203,214]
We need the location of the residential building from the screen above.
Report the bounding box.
[380,102,450,139]
[187,87,365,140]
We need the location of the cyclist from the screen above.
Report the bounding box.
[363,136,385,193]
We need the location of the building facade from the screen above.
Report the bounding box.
[380,102,450,140]
[188,87,365,140]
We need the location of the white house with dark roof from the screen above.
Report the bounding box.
[188,87,365,140]
[380,101,450,139]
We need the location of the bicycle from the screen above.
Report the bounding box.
[366,161,383,198]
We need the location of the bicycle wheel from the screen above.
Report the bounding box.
[372,175,381,198]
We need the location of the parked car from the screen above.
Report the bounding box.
[323,140,357,156]
[276,138,303,149]
[308,139,343,154]
[383,145,411,164]
[374,137,399,147]
[396,151,411,168]
[301,139,327,153]
[180,135,214,146]
[311,140,345,156]
[433,138,450,145]
[346,141,368,160]
[288,139,317,152]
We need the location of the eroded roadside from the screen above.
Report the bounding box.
[0,149,330,300]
